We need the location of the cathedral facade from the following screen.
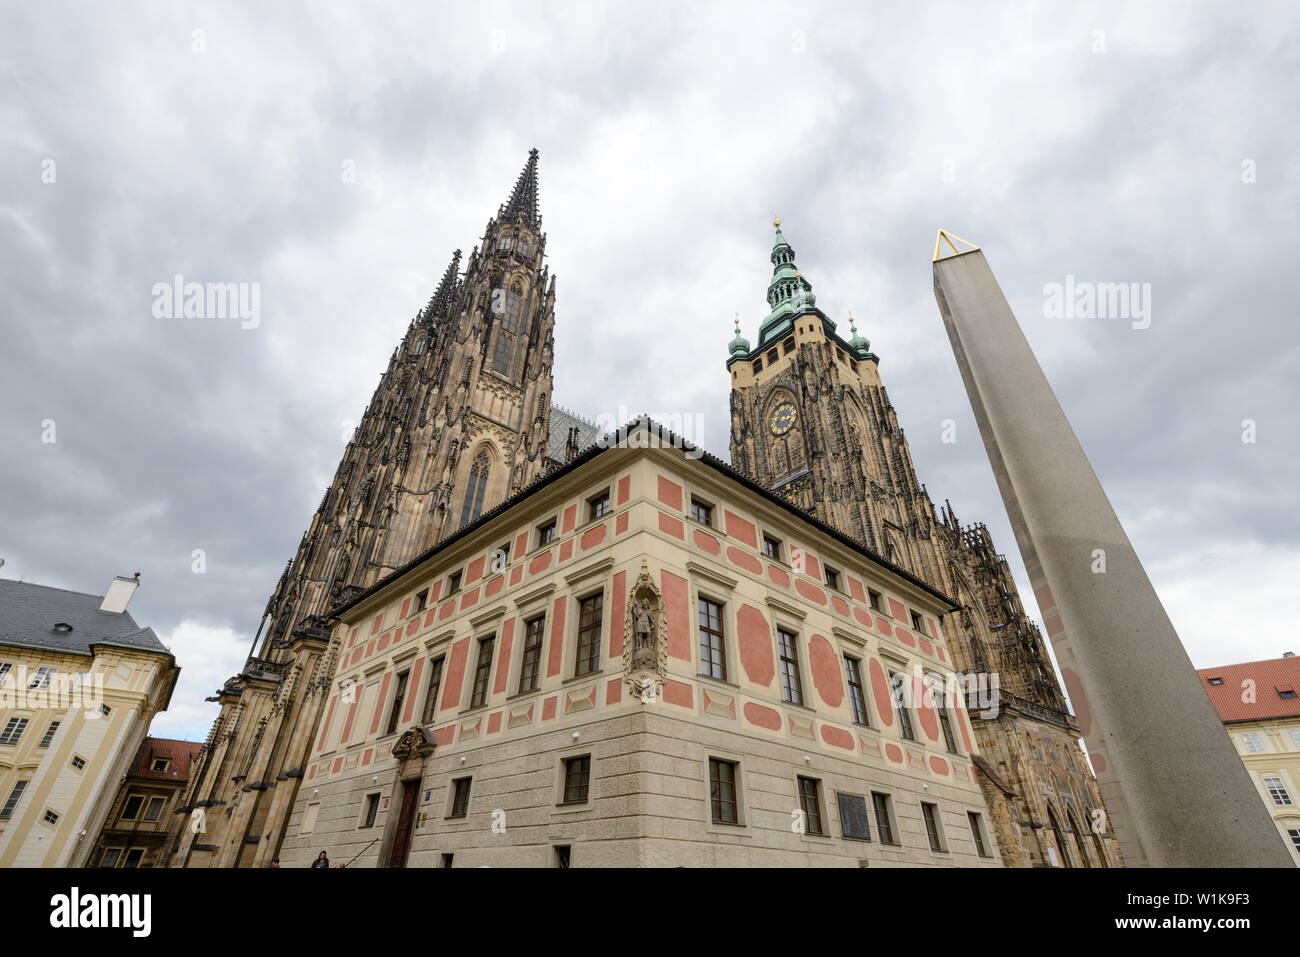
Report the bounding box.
[726,221,1120,867]
[166,154,1117,868]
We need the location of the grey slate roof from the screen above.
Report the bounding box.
[0,579,169,657]
[547,404,603,463]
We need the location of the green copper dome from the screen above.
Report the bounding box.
[729,317,750,356]
[847,317,870,357]
[756,219,829,348]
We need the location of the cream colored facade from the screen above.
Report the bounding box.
[1225,719,1300,864]
[277,427,1003,867]
[0,580,178,867]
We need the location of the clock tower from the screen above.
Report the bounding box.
[726,220,1122,868]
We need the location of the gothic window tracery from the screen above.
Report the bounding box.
[492,282,525,376]
[459,449,491,528]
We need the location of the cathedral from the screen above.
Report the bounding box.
[165,150,1119,868]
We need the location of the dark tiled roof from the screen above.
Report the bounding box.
[127,736,203,783]
[547,404,603,462]
[1197,656,1300,723]
[0,579,169,657]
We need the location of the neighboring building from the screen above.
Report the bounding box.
[87,736,201,867]
[724,220,1119,867]
[0,575,178,867]
[278,418,1002,867]
[1197,654,1300,864]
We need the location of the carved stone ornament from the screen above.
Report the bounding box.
[390,726,437,761]
[622,564,668,700]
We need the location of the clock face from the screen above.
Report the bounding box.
[769,403,797,436]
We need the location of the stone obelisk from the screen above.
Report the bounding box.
[931,232,1292,867]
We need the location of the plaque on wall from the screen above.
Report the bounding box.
[837,792,871,841]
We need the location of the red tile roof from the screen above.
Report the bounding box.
[127,736,203,783]
[1196,655,1300,724]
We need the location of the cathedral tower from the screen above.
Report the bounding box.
[171,150,560,868]
[727,220,1121,868]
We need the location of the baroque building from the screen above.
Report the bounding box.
[170,150,599,867]
[0,574,178,867]
[277,419,1003,868]
[725,219,1121,867]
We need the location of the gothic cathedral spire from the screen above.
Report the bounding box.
[171,149,557,870]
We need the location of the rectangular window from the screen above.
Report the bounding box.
[763,534,782,561]
[100,848,122,868]
[0,717,29,746]
[122,848,143,868]
[421,656,445,724]
[698,598,728,681]
[143,796,165,821]
[519,616,545,693]
[836,793,872,841]
[872,792,897,845]
[497,542,511,565]
[1288,828,1300,854]
[441,853,455,868]
[968,811,991,857]
[1263,776,1293,806]
[449,777,472,818]
[413,589,428,614]
[538,520,557,546]
[752,359,762,374]
[921,802,946,851]
[361,793,380,828]
[39,721,60,748]
[690,498,713,526]
[910,610,924,632]
[938,704,959,754]
[562,755,591,805]
[121,794,144,821]
[0,781,28,820]
[891,672,915,741]
[100,703,112,718]
[1290,728,1300,751]
[783,338,795,355]
[588,491,610,521]
[44,809,59,826]
[824,566,841,592]
[571,593,604,676]
[1242,731,1268,754]
[767,349,778,364]
[777,628,804,706]
[709,758,738,824]
[150,758,169,772]
[447,571,462,595]
[797,777,824,835]
[71,755,86,771]
[0,662,10,684]
[867,589,882,612]
[386,669,410,734]
[554,845,571,869]
[469,638,495,708]
[845,656,869,726]
[28,667,55,690]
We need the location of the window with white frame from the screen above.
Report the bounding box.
[1263,776,1293,806]
[1241,731,1268,753]
[0,717,29,745]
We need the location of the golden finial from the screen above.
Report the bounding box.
[733,311,741,330]
[773,213,781,228]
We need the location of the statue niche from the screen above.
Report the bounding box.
[622,565,668,699]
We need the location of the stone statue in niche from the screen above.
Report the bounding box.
[623,564,668,700]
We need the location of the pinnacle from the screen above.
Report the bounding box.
[423,249,462,321]
[500,148,541,226]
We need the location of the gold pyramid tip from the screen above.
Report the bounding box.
[933,229,980,262]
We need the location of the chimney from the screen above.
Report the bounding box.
[100,573,140,614]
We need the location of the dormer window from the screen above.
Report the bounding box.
[1207,677,1223,686]
[151,758,170,772]
[53,623,73,634]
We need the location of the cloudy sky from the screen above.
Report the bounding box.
[2,1,1296,740]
